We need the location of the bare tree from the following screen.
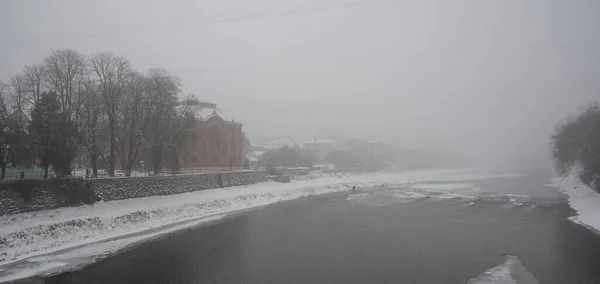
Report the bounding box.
[165,110,198,173]
[44,49,86,114]
[21,63,47,109]
[117,72,151,176]
[145,68,181,175]
[0,81,10,179]
[77,79,108,177]
[90,52,131,176]
[8,75,28,124]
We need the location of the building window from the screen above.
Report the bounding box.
[210,133,220,149]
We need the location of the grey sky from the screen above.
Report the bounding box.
[1,0,599,169]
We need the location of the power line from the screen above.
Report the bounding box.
[0,0,398,45]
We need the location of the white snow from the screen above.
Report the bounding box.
[0,215,227,283]
[409,183,475,190]
[467,255,539,284]
[553,169,600,233]
[0,261,67,283]
[0,169,516,282]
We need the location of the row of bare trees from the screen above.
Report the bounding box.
[551,102,600,192]
[0,49,199,179]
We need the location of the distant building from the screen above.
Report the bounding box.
[179,105,246,171]
[260,139,295,150]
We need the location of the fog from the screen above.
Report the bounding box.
[1,0,599,171]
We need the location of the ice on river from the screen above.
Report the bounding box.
[467,255,539,284]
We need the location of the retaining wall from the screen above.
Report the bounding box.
[0,170,267,216]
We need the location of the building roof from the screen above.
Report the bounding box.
[196,105,241,125]
[261,139,295,149]
[300,139,336,146]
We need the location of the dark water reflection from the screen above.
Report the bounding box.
[33,175,600,284]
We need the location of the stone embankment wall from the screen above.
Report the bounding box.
[0,170,267,216]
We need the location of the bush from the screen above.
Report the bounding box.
[52,178,100,205]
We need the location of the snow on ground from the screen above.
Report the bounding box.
[0,261,68,283]
[0,169,515,279]
[552,170,600,233]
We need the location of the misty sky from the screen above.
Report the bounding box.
[1,0,599,169]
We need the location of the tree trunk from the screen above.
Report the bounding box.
[170,149,179,173]
[43,166,48,179]
[152,144,162,175]
[125,162,133,177]
[108,116,116,176]
[90,151,98,178]
[1,164,6,180]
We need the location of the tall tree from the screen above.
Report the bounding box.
[44,49,86,114]
[165,112,197,173]
[29,92,79,178]
[9,75,28,125]
[145,68,181,175]
[77,79,106,177]
[50,111,79,177]
[117,72,151,176]
[29,93,60,178]
[21,63,46,109]
[90,52,131,176]
[0,81,8,179]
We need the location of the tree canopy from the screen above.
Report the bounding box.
[0,48,201,179]
[551,102,600,191]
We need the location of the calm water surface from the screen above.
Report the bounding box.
[27,174,600,283]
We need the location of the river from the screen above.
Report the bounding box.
[13,173,600,284]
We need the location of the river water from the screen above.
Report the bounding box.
[16,173,600,283]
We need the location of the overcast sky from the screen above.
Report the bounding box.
[1,0,599,169]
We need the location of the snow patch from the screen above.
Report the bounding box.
[509,199,524,206]
[409,183,474,190]
[467,255,539,284]
[346,193,369,200]
[350,181,534,206]
[553,170,600,233]
[0,261,67,283]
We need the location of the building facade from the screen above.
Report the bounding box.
[180,108,246,170]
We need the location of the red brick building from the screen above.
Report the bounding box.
[180,107,246,170]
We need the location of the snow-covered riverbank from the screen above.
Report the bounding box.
[0,169,515,282]
[552,171,600,234]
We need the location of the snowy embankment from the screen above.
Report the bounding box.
[552,170,600,233]
[0,170,508,269]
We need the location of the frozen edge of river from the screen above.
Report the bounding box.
[0,169,515,282]
[552,170,600,234]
